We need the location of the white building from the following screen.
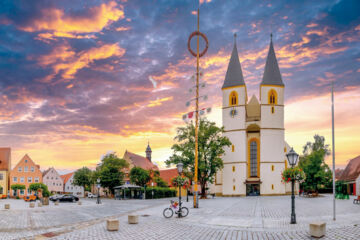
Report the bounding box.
[43,167,63,193]
[211,35,297,196]
[61,172,84,197]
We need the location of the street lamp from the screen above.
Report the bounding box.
[177,163,183,218]
[96,178,101,204]
[286,147,299,224]
[152,182,154,199]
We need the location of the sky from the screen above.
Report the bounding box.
[0,0,359,173]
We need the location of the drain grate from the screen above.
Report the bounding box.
[42,232,59,237]
[141,214,150,217]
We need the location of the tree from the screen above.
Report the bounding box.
[154,176,169,187]
[299,134,332,192]
[11,184,25,196]
[166,119,231,198]
[73,167,93,192]
[29,183,50,197]
[97,153,129,195]
[130,167,151,186]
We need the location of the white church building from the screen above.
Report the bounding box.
[211,35,297,196]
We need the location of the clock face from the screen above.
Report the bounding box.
[229,109,237,118]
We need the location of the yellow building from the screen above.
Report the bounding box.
[0,148,11,196]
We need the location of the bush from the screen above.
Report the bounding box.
[143,187,176,199]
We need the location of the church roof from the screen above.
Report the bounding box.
[123,151,158,171]
[159,168,178,187]
[261,35,284,86]
[222,35,245,89]
[246,95,260,119]
[338,155,360,182]
[146,143,151,152]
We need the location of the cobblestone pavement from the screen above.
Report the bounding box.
[0,195,359,239]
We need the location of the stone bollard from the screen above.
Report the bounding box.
[106,219,119,231]
[309,222,326,238]
[128,215,139,224]
[55,201,59,206]
[38,202,42,207]
[4,204,10,210]
[78,201,82,205]
[29,202,35,208]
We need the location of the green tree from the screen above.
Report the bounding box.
[166,119,231,198]
[97,153,129,195]
[299,134,332,192]
[154,176,168,187]
[73,167,93,192]
[11,184,26,196]
[29,183,50,197]
[130,167,151,186]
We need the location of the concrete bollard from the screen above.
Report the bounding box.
[78,201,82,205]
[4,204,10,210]
[38,202,42,207]
[55,201,59,206]
[29,202,35,208]
[309,222,326,238]
[128,215,139,224]
[107,219,119,231]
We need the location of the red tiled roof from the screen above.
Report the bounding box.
[60,172,73,184]
[0,147,11,171]
[338,155,360,181]
[123,151,158,171]
[335,168,344,180]
[159,168,178,186]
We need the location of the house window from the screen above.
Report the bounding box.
[20,177,24,183]
[20,189,24,195]
[18,167,22,172]
[232,145,235,152]
[232,166,235,172]
[67,186,69,190]
[229,91,238,106]
[13,177,17,182]
[0,173,3,180]
[27,188,31,194]
[24,166,28,172]
[233,185,236,191]
[271,165,274,171]
[272,184,274,190]
[25,159,28,163]
[28,177,32,183]
[268,89,277,105]
[31,167,34,172]
[0,188,3,194]
[35,177,39,183]
[250,140,258,177]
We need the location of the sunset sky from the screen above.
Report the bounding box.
[0,0,359,173]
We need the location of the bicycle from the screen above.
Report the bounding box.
[163,200,189,218]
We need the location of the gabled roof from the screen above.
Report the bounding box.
[12,154,41,171]
[159,168,178,186]
[0,147,11,171]
[43,167,60,178]
[60,172,73,184]
[261,35,284,86]
[338,155,360,181]
[123,151,159,171]
[222,35,245,89]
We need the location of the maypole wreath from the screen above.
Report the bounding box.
[187,31,209,58]
[281,167,306,184]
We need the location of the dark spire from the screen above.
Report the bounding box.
[222,33,245,89]
[146,142,152,162]
[261,34,284,86]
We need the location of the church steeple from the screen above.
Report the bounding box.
[145,142,152,162]
[261,34,284,86]
[222,33,245,89]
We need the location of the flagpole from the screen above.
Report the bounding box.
[331,81,336,221]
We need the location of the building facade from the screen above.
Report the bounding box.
[43,167,63,193]
[9,154,42,197]
[61,172,84,197]
[211,35,296,197]
[0,148,11,196]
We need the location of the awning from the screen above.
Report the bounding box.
[244,178,262,184]
[114,184,142,189]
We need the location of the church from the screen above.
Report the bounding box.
[211,35,296,196]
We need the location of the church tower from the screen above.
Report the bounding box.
[145,142,152,162]
[259,34,286,195]
[220,34,248,196]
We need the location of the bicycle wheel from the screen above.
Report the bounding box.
[163,208,173,218]
[180,207,189,217]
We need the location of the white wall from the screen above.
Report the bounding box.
[64,175,84,197]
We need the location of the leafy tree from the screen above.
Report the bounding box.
[154,176,169,187]
[29,183,50,197]
[73,167,93,192]
[166,119,231,198]
[299,134,332,192]
[97,153,129,195]
[11,184,25,196]
[130,167,151,186]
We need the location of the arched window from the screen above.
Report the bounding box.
[250,140,258,177]
[229,91,238,106]
[268,89,277,105]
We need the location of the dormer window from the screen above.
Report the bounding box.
[229,91,238,106]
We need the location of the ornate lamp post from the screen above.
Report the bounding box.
[286,148,299,224]
[151,182,154,199]
[176,163,183,218]
[96,178,101,204]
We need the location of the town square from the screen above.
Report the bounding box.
[0,0,360,239]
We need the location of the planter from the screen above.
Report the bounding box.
[29,202,35,208]
[4,204,10,210]
[42,197,49,206]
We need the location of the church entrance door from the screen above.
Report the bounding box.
[246,184,260,196]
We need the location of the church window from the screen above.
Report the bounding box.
[284,147,287,152]
[271,106,275,114]
[250,140,258,177]
[268,89,277,105]
[233,185,236,191]
[229,91,238,106]
[285,160,288,169]
[271,165,274,171]
[272,184,274,190]
[232,166,235,172]
[232,145,235,152]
